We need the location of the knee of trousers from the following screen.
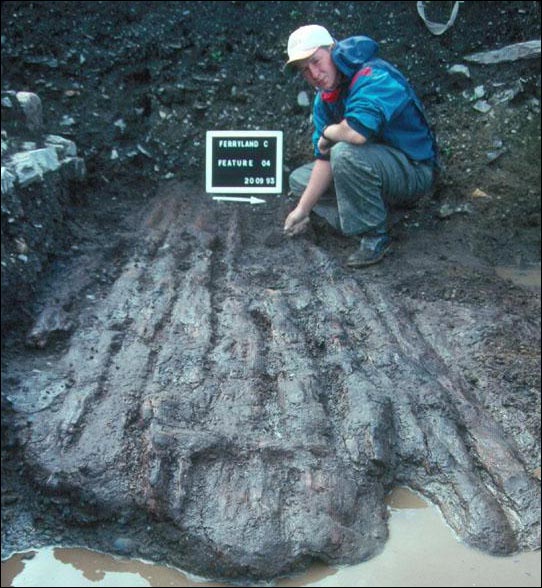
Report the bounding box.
[330,142,376,180]
[289,166,309,195]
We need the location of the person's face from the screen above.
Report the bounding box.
[298,47,340,91]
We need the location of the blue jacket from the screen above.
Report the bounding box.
[312,36,437,163]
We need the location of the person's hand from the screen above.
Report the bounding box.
[284,207,310,237]
[317,135,333,155]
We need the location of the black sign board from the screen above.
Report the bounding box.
[206,130,283,194]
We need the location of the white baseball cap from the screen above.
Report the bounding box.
[286,25,334,66]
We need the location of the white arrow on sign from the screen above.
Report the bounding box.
[212,196,266,205]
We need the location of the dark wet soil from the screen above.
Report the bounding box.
[1,1,540,583]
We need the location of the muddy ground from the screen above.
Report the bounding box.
[1,1,541,584]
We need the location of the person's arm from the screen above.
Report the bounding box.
[284,159,333,236]
[322,119,367,146]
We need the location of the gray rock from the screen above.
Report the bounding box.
[297,91,311,108]
[44,135,78,158]
[465,40,541,64]
[15,92,43,132]
[60,157,86,183]
[473,100,492,114]
[10,147,60,187]
[1,166,16,194]
[438,202,474,219]
[448,64,471,78]
[113,537,137,555]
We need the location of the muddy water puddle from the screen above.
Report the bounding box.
[2,488,540,587]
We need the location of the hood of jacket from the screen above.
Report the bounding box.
[331,36,379,79]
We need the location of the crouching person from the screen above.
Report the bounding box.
[283,25,438,267]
